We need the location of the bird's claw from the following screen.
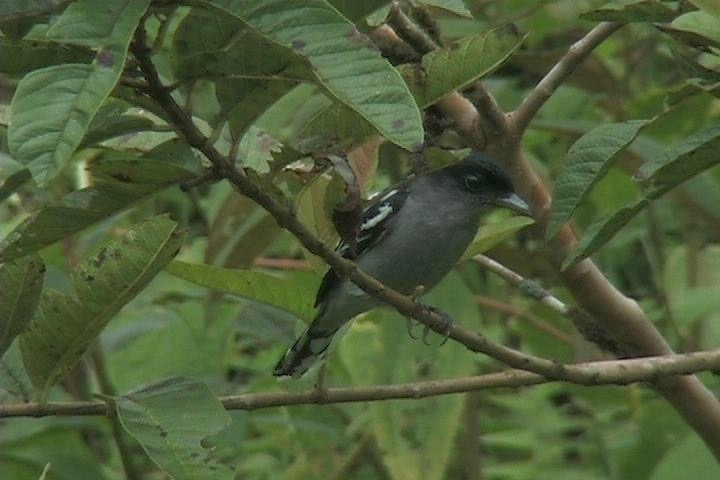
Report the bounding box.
[411,300,453,346]
[406,316,420,339]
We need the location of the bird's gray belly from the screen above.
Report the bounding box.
[357,214,478,295]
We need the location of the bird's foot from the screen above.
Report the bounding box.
[421,306,453,346]
[405,285,427,340]
[410,296,453,346]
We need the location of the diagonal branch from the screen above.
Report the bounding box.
[510,22,624,135]
[4,349,720,418]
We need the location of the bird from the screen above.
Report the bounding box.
[274,152,530,378]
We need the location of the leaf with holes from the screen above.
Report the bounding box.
[18,216,184,398]
[166,261,318,322]
[0,146,198,262]
[547,119,651,240]
[401,28,524,108]
[0,255,45,357]
[203,0,423,151]
[116,376,233,480]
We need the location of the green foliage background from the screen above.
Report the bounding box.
[1,0,720,479]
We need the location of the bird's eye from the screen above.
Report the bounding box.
[464,174,483,192]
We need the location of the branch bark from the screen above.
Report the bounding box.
[510,22,623,135]
[3,349,720,418]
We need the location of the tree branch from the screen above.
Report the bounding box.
[510,22,623,135]
[129,24,598,383]
[378,19,720,458]
[3,349,720,419]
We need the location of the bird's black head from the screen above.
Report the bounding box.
[435,152,530,215]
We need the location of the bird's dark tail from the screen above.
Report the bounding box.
[273,325,337,378]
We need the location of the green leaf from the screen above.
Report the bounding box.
[0,255,45,357]
[0,169,32,204]
[658,10,720,49]
[650,434,720,480]
[581,0,678,23]
[547,119,650,240]
[45,0,148,48]
[166,261,318,321]
[0,0,64,20]
[80,114,157,148]
[419,0,472,17]
[7,0,150,185]
[0,38,92,75]
[9,64,119,184]
[18,216,185,397]
[0,148,198,262]
[1,342,35,402]
[203,0,424,151]
[461,216,535,260]
[205,191,282,268]
[116,377,233,480]
[565,123,720,268]
[296,101,377,153]
[401,28,524,107]
[689,0,720,18]
[294,172,341,271]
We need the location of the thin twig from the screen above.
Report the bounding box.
[473,255,569,315]
[4,349,720,419]
[387,2,438,54]
[510,22,623,134]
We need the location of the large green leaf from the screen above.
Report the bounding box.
[565,123,720,268]
[0,146,199,262]
[7,0,149,185]
[0,255,45,357]
[340,273,476,480]
[166,261,318,321]
[401,28,524,108]
[18,216,185,398]
[658,10,720,49]
[203,0,424,151]
[547,119,650,240]
[116,377,233,480]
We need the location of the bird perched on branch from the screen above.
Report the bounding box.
[274,152,530,378]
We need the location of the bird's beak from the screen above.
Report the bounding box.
[493,193,531,216]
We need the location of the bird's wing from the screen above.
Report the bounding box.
[314,184,410,307]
